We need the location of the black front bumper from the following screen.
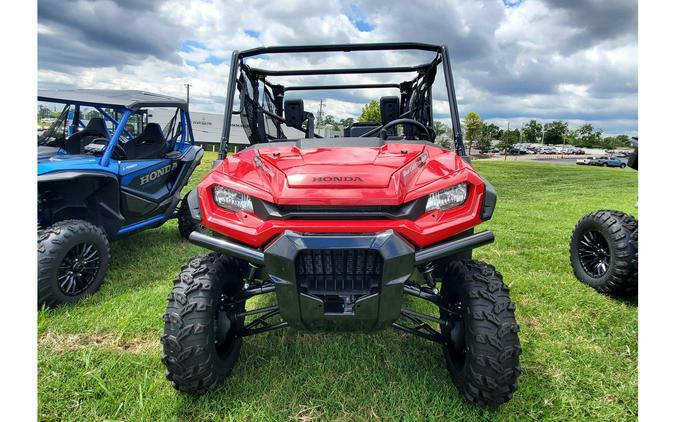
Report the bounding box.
[189,229,494,332]
[264,230,415,331]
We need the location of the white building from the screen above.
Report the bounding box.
[148,109,304,151]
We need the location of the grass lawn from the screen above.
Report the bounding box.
[38,153,638,421]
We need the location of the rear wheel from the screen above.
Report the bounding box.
[439,260,521,407]
[177,193,207,240]
[570,210,638,296]
[37,219,110,308]
[620,163,626,168]
[161,253,246,394]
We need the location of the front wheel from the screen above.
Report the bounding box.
[177,193,207,240]
[620,163,626,168]
[161,253,246,394]
[37,219,110,308]
[439,260,521,407]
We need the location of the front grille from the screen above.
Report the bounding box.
[278,204,402,214]
[252,197,428,220]
[296,249,383,296]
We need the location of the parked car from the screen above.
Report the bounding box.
[591,156,626,168]
[576,156,596,165]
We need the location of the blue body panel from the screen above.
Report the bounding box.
[38,155,119,176]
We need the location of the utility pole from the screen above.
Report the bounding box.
[317,99,325,123]
[505,121,509,161]
[184,83,191,109]
[541,126,546,145]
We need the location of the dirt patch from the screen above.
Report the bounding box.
[38,331,159,354]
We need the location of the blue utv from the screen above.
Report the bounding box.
[37,89,205,307]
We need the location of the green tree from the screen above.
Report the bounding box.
[476,137,492,152]
[462,111,483,155]
[496,128,518,155]
[574,123,603,147]
[339,117,355,128]
[523,120,543,144]
[612,134,631,147]
[319,114,340,130]
[599,134,631,148]
[85,109,102,120]
[482,122,500,140]
[358,100,381,124]
[543,121,568,144]
[38,105,51,120]
[433,121,449,136]
[434,121,452,148]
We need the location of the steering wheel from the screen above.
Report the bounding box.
[374,118,432,140]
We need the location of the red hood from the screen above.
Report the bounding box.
[212,141,474,206]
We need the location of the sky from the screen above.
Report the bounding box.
[37,0,638,135]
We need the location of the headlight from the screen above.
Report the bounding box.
[425,183,469,212]
[213,185,253,212]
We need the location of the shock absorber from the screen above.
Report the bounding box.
[421,262,437,293]
[243,263,259,290]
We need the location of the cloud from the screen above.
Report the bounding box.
[37,0,638,135]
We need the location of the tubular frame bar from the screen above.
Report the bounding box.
[440,45,465,156]
[239,42,443,59]
[218,43,463,156]
[284,83,400,92]
[237,283,276,301]
[239,321,289,337]
[248,63,432,77]
[391,322,445,343]
[219,49,240,159]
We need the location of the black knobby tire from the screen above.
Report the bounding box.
[177,193,207,240]
[38,219,110,308]
[439,260,521,407]
[570,210,638,296]
[161,253,247,394]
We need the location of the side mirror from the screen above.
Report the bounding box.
[284,99,304,127]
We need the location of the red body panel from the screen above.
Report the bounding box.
[198,142,487,248]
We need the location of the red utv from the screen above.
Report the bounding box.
[161,43,521,407]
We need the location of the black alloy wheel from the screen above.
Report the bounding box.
[569,210,638,297]
[57,242,101,295]
[577,230,610,278]
[38,219,110,308]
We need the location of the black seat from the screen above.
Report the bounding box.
[121,123,167,160]
[64,117,109,154]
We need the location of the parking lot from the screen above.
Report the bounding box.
[476,143,633,166]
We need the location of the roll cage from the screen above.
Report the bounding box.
[38,90,195,166]
[218,42,465,159]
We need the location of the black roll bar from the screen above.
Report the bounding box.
[249,63,431,77]
[284,83,400,92]
[218,43,465,159]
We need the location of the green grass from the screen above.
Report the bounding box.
[38,154,638,421]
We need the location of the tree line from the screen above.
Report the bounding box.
[318,101,631,152]
[455,112,631,153]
